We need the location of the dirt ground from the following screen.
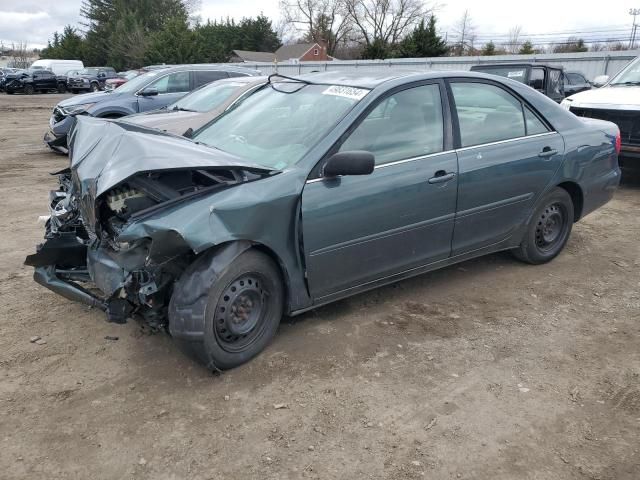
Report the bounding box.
[0,93,638,480]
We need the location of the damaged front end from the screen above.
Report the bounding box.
[26,116,276,328]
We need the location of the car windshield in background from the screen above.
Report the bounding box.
[475,67,528,83]
[193,82,368,169]
[79,68,100,76]
[172,82,250,113]
[115,69,167,93]
[121,70,140,80]
[610,57,640,85]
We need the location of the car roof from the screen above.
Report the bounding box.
[149,64,262,76]
[471,63,563,70]
[284,69,546,89]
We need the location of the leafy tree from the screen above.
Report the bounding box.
[398,16,448,58]
[239,15,282,53]
[519,40,535,54]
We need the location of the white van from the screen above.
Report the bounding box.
[30,59,84,76]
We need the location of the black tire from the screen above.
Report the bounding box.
[6,90,14,95]
[24,85,34,95]
[170,249,284,370]
[90,82,100,92]
[71,89,78,94]
[57,83,67,93]
[513,187,574,264]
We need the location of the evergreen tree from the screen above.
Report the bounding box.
[519,40,535,54]
[481,41,496,56]
[398,16,448,58]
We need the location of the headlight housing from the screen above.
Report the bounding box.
[560,98,573,111]
[62,103,96,116]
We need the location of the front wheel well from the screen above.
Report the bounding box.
[98,113,124,119]
[195,242,290,312]
[557,181,584,222]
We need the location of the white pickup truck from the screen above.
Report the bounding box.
[561,56,640,169]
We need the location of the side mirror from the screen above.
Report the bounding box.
[592,75,609,87]
[140,87,159,97]
[323,151,375,177]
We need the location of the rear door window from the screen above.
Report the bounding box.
[451,82,526,147]
[529,68,545,90]
[194,70,229,87]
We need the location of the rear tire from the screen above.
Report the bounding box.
[170,249,284,370]
[512,187,574,264]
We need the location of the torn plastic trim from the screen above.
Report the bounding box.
[34,266,106,311]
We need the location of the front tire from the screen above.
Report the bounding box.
[513,187,574,264]
[90,82,100,92]
[170,249,284,370]
[24,85,34,95]
[57,83,67,93]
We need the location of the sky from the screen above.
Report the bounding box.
[0,0,638,50]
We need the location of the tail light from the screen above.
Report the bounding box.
[615,130,621,154]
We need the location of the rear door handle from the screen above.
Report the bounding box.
[428,171,456,184]
[538,147,558,158]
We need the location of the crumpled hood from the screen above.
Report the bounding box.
[69,116,274,228]
[120,110,204,134]
[565,85,640,110]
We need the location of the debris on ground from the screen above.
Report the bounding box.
[29,336,41,343]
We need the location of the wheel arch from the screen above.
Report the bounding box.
[192,240,292,313]
[556,181,584,222]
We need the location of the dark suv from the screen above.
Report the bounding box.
[470,63,566,102]
[67,67,118,93]
[5,69,58,94]
[45,64,261,152]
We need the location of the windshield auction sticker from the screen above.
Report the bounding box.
[507,70,525,78]
[322,85,369,100]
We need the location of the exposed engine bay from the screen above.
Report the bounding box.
[26,166,269,327]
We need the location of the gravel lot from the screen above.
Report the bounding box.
[0,93,639,480]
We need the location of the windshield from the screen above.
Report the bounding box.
[121,70,140,80]
[115,69,169,93]
[172,81,252,113]
[473,66,528,83]
[193,82,368,169]
[79,68,100,76]
[610,57,640,85]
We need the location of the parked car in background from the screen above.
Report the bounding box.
[470,63,565,102]
[30,59,84,76]
[27,71,620,370]
[104,69,146,91]
[562,55,640,169]
[564,71,591,96]
[56,70,83,93]
[44,64,261,153]
[122,75,267,134]
[5,69,58,94]
[67,67,118,93]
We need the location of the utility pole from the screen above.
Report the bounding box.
[630,8,640,49]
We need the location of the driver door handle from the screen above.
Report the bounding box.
[428,171,456,184]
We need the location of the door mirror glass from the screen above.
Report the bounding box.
[323,151,374,177]
[592,75,609,87]
[140,87,159,97]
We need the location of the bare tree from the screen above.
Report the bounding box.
[452,9,474,56]
[10,41,32,69]
[506,25,522,53]
[344,0,427,49]
[279,0,353,55]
